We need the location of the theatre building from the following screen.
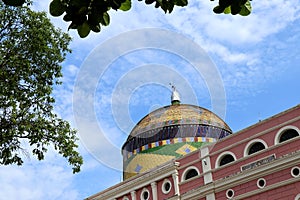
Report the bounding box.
[86,89,300,200]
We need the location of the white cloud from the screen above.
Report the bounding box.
[0,153,79,200]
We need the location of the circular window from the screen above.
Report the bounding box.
[140,188,150,200]
[162,179,172,194]
[291,167,300,178]
[123,197,129,200]
[257,178,266,188]
[226,189,234,199]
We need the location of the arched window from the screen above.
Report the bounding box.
[215,151,237,168]
[220,154,235,166]
[185,169,198,180]
[244,139,268,156]
[279,129,299,143]
[181,166,200,181]
[275,125,300,145]
[248,142,265,155]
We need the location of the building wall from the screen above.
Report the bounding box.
[157,175,175,200]
[86,105,300,200]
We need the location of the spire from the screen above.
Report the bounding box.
[170,83,181,105]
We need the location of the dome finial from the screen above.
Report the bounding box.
[170,83,180,105]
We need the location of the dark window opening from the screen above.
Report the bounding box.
[248,142,266,155]
[279,129,299,143]
[220,154,235,166]
[226,189,234,198]
[257,179,266,188]
[164,182,171,192]
[142,191,149,200]
[292,167,300,177]
[185,169,199,180]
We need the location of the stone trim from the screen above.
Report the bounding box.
[210,116,300,157]
[180,150,300,200]
[243,138,268,157]
[87,161,178,199]
[236,175,300,199]
[274,125,300,145]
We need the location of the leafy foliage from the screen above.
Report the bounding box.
[0,2,83,173]
[2,0,252,38]
[213,0,251,16]
[2,0,25,6]
[47,0,187,37]
[49,0,131,38]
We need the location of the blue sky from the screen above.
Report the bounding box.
[1,0,300,199]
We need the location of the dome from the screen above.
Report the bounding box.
[122,104,232,180]
[131,104,231,137]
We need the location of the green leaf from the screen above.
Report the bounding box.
[224,6,231,14]
[77,21,90,38]
[174,0,187,7]
[120,0,132,11]
[90,23,101,33]
[145,0,155,4]
[111,0,122,9]
[230,2,241,15]
[167,2,174,13]
[69,0,89,7]
[2,0,25,6]
[239,0,251,16]
[50,0,65,17]
[68,22,78,30]
[161,0,168,13]
[63,13,73,22]
[101,12,110,26]
[213,5,225,14]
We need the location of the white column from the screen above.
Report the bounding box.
[172,172,180,196]
[131,191,136,200]
[151,182,158,200]
[206,193,216,200]
[201,147,213,184]
[201,147,215,200]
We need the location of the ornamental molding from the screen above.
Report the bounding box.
[87,161,178,200]
[180,150,300,200]
[214,150,300,192]
[241,154,276,171]
[236,175,300,199]
[210,115,300,157]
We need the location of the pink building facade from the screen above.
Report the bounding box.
[87,104,300,200]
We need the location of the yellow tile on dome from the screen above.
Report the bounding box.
[151,142,156,147]
[176,144,197,156]
[125,154,175,178]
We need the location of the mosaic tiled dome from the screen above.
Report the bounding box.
[122,103,232,180]
[130,104,231,137]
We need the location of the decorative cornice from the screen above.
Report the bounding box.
[236,176,300,199]
[87,161,178,200]
[214,150,300,191]
[180,150,300,199]
[211,115,300,157]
